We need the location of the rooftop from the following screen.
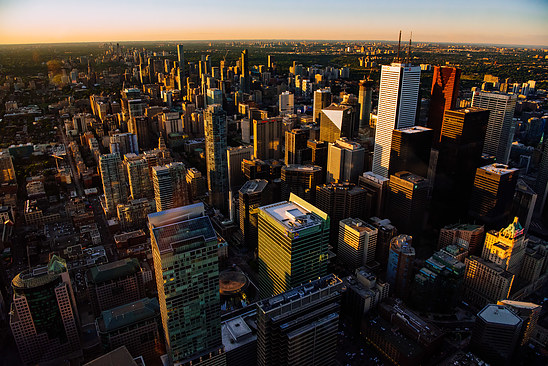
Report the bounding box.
[340,218,377,234]
[260,200,322,233]
[480,163,518,175]
[88,258,140,283]
[392,171,429,185]
[239,179,269,194]
[221,310,257,353]
[97,298,159,333]
[282,164,322,172]
[84,346,138,366]
[397,126,432,134]
[477,304,522,326]
[362,171,389,184]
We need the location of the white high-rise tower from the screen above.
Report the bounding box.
[372,63,421,177]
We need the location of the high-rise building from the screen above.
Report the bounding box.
[152,163,190,212]
[240,49,250,93]
[117,198,155,231]
[278,91,294,116]
[498,300,541,347]
[535,129,548,214]
[319,104,354,143]
[469,164,519,227]
[10,256,81,365]
[256,274,343,366]
[368,217,397,269]
[0,152,16,184]
[387,171,429,237]
[511,179,537,233]
[308,140,328,180]
[359,171,389,219]
[205,104,229,213]
[207,88,223,106]
[431,107,490,225]
[438,223,485,255]
[471,91,517,164]
[186,167,207,201]
[358,79,374,133]
[284,128,311,165]
[338,218,378,269]
[253,117,282,161]
[124,154,153,200]
[326,138,365,183]
[239,179,270,251]
[427,66,461,146]
[482,218,526,275]
[177,45,186,90]
[313,88,332,123]
[110,132,139,156]
[148,203,225,365]
[96,297,161,363]
[389,126,432,178]
[128,116,150,150]
[99,153,128,215]
[372,63,421,177]
[471,304,522,365]
[258,194,330,298]
[281,164,322,204]
[386,234,415,298]
[227,145,253,191]
[463,255,514,308]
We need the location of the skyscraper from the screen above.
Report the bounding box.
[227,145,253,191]
[110,132,139,156]
[438,223,485,256]
[319,104,354,143]
[205,104,229,213]
[389,126,432,178]
[284,128,311,165]
[177,45,185,90]
[256,275,343,366]
[152,163,190,212]
[124,154,153,200]
[469,164,519,227]
[359,171,389,219]
[386,234,415,298]
[511,179,537,233]
[358,79,374,133]
[240,49,250,93]
[253,117,282,160]
[338,218,378,269]
[372,63,421,177]
[10,256,81,365]
[471,91,517,164]
[387,171,429,238]
[281,164,323,204]
[534,126,548,214]
[326,138,365,184]
[239,179,270,250]
[148,203,224,365]
[463,255,514,308]
[427,66,461,146]
[313,88,332,123]
[482,217,526,275]
[258,194,329,298]
[497,300,541,347]
[278,91,294,116]
[128,116,150,150]
[99,153,128,215]
[368,217,398,269]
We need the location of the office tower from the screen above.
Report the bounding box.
[240,49,250,93]
[148,204,224,365]
[278,91,294,116]
[358,79,374,133]
[316,182,367,248]
[128,116,150,150]
[99,153,128,215]
[535,129,548,214]
[511,179,537,233]
[125,154,153,200]
[326,138,365,183]
[117,198,154,231]
[372,63,421,177]
[152,163,190,212]
[205,104,229,213]
[498,300,541,349]
[10,256,81,365]
[386,234,415,298]
[368,217,397,269]
[471,304,522,365]
[313,88,332,123]
[281,164,322,203]
[96,298,161,363]
[0,152,15,184]
[359,171,389,218]
[186,167,207,200]
[86,258,145,316]
[438,223,485,255]
[469,164,519,227]
[308,139,328,170]
[471,91,517,164]
[285,128,311,165]
[253,117,282,160]
[389,126,432,178]
[432,107,490,224]
[482,217,526,275]
[110,132,139,155]
[227,146,253,191]
[207,88,223,106]
[267,55,274,70]
[258,194,329,298]
[319,104,354,143]
[256,274,343,366]
[338,218,378,269]
[463,255,514,308]
[221,310,257,366]
[239,179,270,250]
[427,66,461,145]
[388,171,429,237]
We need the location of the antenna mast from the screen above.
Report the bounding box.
[406,32,412,64]
[396,30,402,62]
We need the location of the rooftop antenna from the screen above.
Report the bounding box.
[406,32,412,64]
[396,30,402,62]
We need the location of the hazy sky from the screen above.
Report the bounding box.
[0,0,547,46]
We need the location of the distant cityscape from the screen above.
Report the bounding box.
[0,37,547,366]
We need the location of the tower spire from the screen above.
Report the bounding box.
[396,30,402,62]
[406,32,412,64]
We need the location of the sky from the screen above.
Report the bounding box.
[0,0,547,46]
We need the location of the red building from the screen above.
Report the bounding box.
[428,66,461,146]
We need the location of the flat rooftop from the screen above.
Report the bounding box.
[260,200,322,233]
[239,179,268,194]
[362,171,389,183]
[88,258,140,283]
[97,297,159,333]
[283,164,322,172]
[480,163,518,175]
[478,304,522,326]
[340,218,377,234]
[221,310,257,353]
[397,126,432,134]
